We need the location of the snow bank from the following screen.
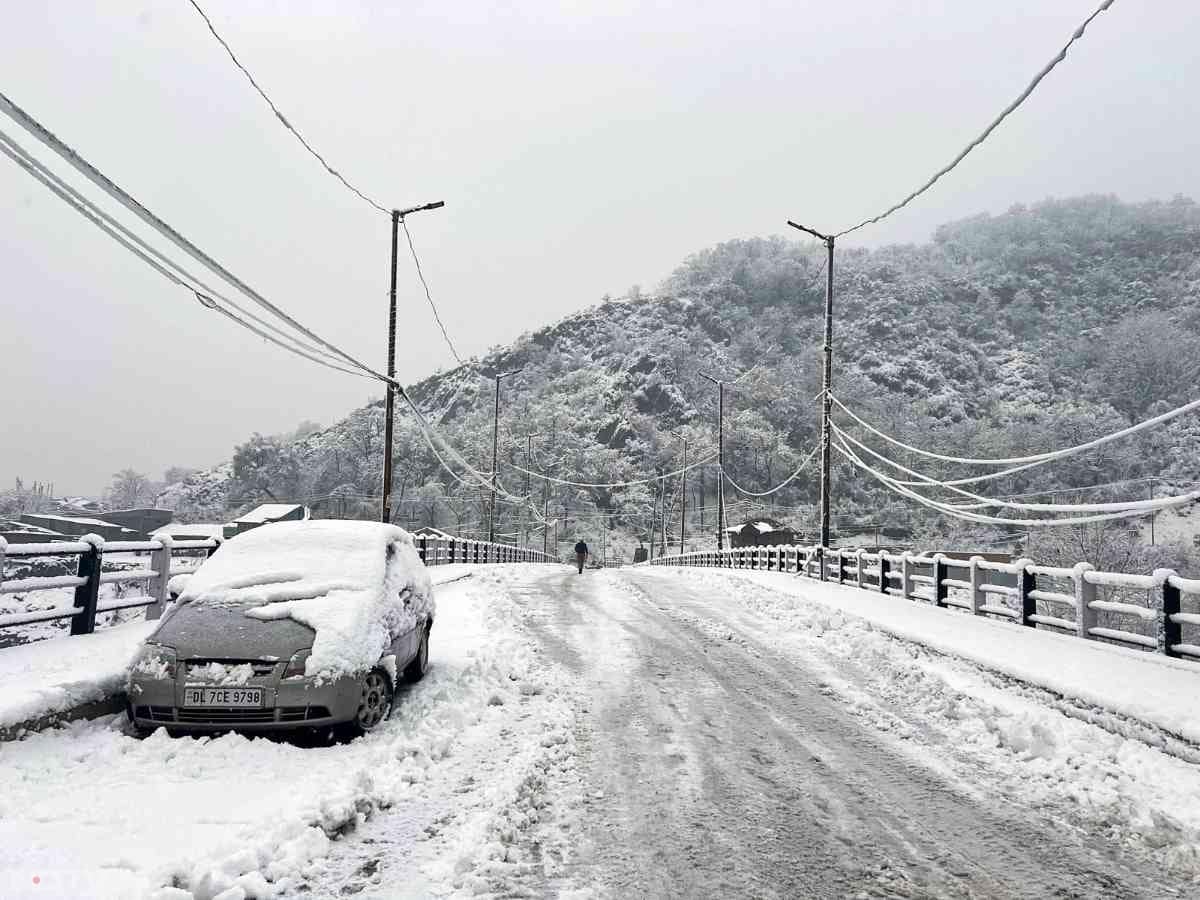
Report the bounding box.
[180,521,434,681]
[663,568,1200,746]
[0,619,156,732]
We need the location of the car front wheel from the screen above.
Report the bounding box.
[349,667,394,736]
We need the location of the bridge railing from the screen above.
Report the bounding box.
[415,535,561,566]
[0,534,220,636]
[644,545,1200,662]
[1,528,562,640]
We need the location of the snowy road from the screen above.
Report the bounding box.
[516,567,1196,898]
[5,564,1200,898]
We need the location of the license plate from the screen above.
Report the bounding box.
[183,686,264,707]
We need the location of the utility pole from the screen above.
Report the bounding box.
[381,200,445,524]
[787,220,835,559]
[487,369,523,543]
[650,480,659,558]
[679,436,688,552]
[524,432,544,548]
[700,372,726,550]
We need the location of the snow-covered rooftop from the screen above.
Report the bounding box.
[24,513,124,528]
[150,523,224,539]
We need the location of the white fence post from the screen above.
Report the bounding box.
[1074,562,1096,640]
[146,536,173,620]
[856,549,865,589]
[901,552,913,601]
[968,555,985,615]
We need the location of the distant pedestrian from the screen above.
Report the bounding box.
[574,539,589,574]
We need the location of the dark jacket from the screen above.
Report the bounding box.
[574,541,589,556]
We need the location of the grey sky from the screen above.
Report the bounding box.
[1,0,1196,496]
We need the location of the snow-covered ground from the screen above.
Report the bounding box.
[5,563,1200,897]
[0,617,156,731]
[0,566,582,900]
[712,567,1200,747]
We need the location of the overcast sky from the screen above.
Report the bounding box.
[1,0,1196,496]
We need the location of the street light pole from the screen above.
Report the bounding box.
[381,200,445,524]
[787,220,835,562]
[679,436,688,552]
[524,432,544,548]
[488,369,523,543]
[700,372,726,550]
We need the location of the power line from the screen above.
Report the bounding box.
[507,453,718,490]
[833,431,1200,528]
[0,129,372,382]
[831,391,1200,467]
[401,218,463,364]
[185,0,389,214]
[0,128,363,378]
[0,90,516,517]
[187,1,468,371]
[0,88,391,385]
[835,0,1117,238]
[832,424,1190,515]
[722,445,820,497]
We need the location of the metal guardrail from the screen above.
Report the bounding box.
[644,545,1200,662]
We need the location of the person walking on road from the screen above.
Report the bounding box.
[574,539,589,574]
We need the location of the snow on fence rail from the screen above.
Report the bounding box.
[0,530,561,641]
[0,534,219,636]
[413,535,560,567]
[644,545,1200,661]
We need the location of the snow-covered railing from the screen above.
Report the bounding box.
[643,545,1200,662]
[0,534,221,636]
[414,534,561,567]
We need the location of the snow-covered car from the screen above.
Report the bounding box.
[127,520,434,738]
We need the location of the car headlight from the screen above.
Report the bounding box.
[131,643,177,680]
[282,649,312,680]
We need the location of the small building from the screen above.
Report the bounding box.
[101,508,174,536]
[224,503,308,539]
[18,513,140,542]
[724,517,799,548]
[0,519,68,544]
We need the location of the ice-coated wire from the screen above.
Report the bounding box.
[507,453,718,489]
[0,88,388,384]
[831,392,1200,467]
[722,445,820,497]
[0,130,371,380]
[835,0,1117,238]
[832,425,1196,514]
[185,0,389,214]
[833,432,1200,527]
[0,128,360,374]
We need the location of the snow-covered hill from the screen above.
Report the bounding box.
[161,196,1200,563]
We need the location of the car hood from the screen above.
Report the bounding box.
[152,601,314,660]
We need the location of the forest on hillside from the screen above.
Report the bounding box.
[156,195,1200,571]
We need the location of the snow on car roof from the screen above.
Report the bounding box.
[178,520,434,681]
